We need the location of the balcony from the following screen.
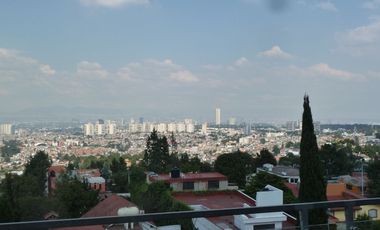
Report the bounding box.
[0,198,380,230]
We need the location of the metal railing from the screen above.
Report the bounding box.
[0,198,380,230]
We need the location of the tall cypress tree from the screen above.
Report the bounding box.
[299,95,327,227]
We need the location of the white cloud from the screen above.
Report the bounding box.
[258,46,293,59]
[316,1,338,12]
[335,18,380,56]
[0,48,17,59]
[169,70,198,83]
[288,63,364,81]
[0,47,56,80]
[339,20,380,46]
[80,0,149,8]
[309,63,357,80]
[363,0,380,9]
[77,61,108,79]
[40,64,56,76]
[234,57,249,66]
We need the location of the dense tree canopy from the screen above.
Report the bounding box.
[215,150,255,187]
[0,140,21,162]
[279,152,300,167]
[0,151,54,222]
[24,151,51,196]
[134,181,193,230]
[367,158,380,197]
[55,175,99,218]
[143,129,171,173]
[254,148,277,167]
[319,143,355,179]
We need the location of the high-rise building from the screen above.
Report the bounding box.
[107,123,116,135]
[95,123,104,135]
[177,123,186,133]
[215,108,221,125]
[228,117,236,126]
[157,123,167,133]
[84,123,94,136]
[0,124,13,135]
[167,123,177,133]
[201,123,208,134]
[186,123,195,133]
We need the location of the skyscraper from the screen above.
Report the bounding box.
[0,124,13,135]
[215,108,221,125]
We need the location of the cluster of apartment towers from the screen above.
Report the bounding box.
[83,108,231,136]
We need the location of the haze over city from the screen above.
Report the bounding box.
[1,0,380,123]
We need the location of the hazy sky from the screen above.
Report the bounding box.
[1,0,380,123]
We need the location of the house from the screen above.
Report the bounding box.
[338,173,368,196]
[173,186,296,230]
[47,165,66,195]
[147,169,229,192]
[73,168,107,192]
[256,164,300,184]
[85,176,106,193]
[285,180,380,224]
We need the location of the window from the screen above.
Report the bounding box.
[183,182,194,190]
[208,180,219,189]
[369,209,378,218]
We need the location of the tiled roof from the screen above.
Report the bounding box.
[82,194,136,218]
[55,194,138,230]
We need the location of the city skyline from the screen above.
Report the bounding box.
[1,0,380,123]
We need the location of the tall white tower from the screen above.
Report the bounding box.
[215,108,221,125]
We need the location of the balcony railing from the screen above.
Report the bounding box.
[0,198,380,230]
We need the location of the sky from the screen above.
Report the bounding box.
[1,0,380,123]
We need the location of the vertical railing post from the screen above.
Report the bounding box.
[299,208,309,230]
[345,203,354,230]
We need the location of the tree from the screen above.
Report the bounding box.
[178,153,213,173]
[298,95,327,226]
[255,148,277,167]
[55,175,99,218]
[138,181,193,230]
[355,214,372,230]
[24,151,52,196]
[0,140,21,159]
[367,158,380,197]
[245,172,297,204]
[169,132,178,155]
[143,130,171,173]
[279,152,300,167]
[273,145,281,155]
[319,143,354,179]
[110,157,126,174]
[215,150,255,187]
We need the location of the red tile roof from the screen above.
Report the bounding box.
[49,165,66,174]
[82,194,136,218]
[55,194,138,230]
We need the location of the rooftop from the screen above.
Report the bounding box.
[148,172,227,183]
[173,190,256,229]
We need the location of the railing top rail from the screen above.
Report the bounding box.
[1,198,380,230]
